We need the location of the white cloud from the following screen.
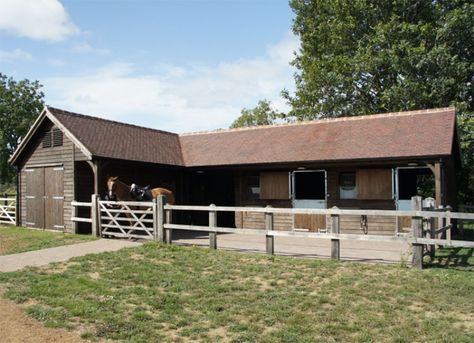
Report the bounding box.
[0,0,78,41]
[44,33,299,132]
[0,48,32,62]
[71,42,111,55]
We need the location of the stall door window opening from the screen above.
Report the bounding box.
[294,171,326,200]
[397,168,435,200]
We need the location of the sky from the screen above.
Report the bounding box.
[0,0,298,133]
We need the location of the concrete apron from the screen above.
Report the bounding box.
[170,231,412,264]
[0,239,142,272]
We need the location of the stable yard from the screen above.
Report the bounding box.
[0,242,473,342]
[0,226,97,256]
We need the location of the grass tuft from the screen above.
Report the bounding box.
[0,242,473,342]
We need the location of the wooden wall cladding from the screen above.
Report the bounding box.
[260,172,289,200]
[357,169,392,200]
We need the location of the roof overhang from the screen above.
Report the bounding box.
[9,106,93,166]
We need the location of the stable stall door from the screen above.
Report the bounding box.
[395,167,434,210]
[292,170,327,209]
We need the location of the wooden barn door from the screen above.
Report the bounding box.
[25,168,45,229]
[25,166,64,230]
[44,167,64,230]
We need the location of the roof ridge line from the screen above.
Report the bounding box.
[46,106,179,137]
[179,107,455,136]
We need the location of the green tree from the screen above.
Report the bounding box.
[284,0,473,119]
[284,0,474,203]
[230,100,283,128]
[457,112,474,204]
[0,73,44,184]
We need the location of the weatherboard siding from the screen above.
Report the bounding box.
[19,122,75,232]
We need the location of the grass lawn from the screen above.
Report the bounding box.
[0,226,97,256]
[0,243,473,342]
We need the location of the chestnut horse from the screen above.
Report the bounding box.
[106,176,175,204]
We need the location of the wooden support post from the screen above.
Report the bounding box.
[209,204,217,249]
[15,192,20,227]
[265,206,274,255]
[411,196,423,269]
[330,207,340,260]
[157,195,166,242]
[446,206,452,245]
[165,208,172,244]
[91,194,100,237]
[434,162,442,207]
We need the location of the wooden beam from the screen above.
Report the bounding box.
[434,162,442,206]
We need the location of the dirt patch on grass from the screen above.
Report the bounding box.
[0,292,85,343]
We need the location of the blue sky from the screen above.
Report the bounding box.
[0,0,298,132]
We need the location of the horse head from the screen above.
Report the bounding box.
[107,176,119,201]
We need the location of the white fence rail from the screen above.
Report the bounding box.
[71,195,474,268]
[0,197,16,225]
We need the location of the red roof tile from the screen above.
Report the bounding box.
[179,108,456,166]
[48,107,184,166]
[43,107,456,167]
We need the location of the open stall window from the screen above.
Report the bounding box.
[246,174,260,200]
[339,172,357,199]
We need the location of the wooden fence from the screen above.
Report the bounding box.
[71,195,474,269]
[0,197,16,225]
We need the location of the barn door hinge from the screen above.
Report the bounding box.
[25,196,35,199]
[52,196,65,200]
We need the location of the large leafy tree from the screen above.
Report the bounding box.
[230,100,283,128]
[0,73,44,185]
[284,0,473,119]
[283,0,473,203]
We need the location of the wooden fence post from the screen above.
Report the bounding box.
[91,194,100,237]
[446,206,452,245]
[157,195,166,242]
[411,196,423,269]
[265,206,274,255]
[330,207,340,260]
[165,206,172,244]
[209,204,217,249]
[153,197,159,241]
[15,193,20,227]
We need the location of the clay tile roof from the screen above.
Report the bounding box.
[44,106,456,167]
[178,107,456,167]
[47,107,184,166]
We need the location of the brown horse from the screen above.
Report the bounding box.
[107,176,175,204]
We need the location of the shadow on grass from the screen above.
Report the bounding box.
[425,247,474,271]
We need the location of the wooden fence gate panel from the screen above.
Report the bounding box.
[99,200,155,239]
[0,198,16,224]
[25,168,45,228]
